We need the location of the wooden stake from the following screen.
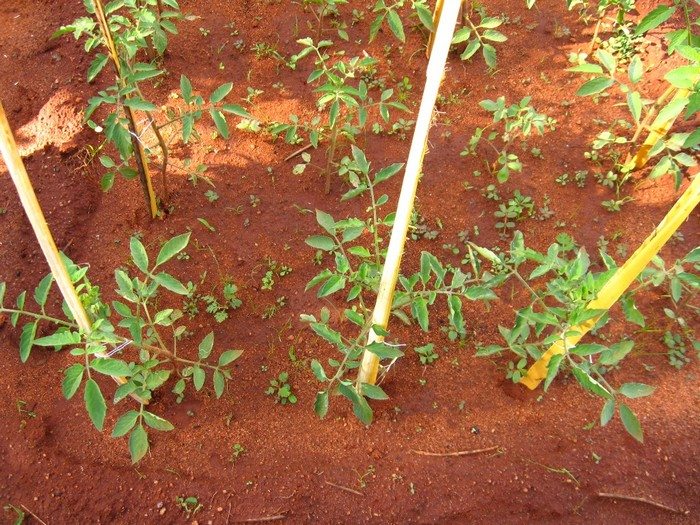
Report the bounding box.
[0,100,139,398]
[93,0,159,218]
[625,87,691,171]
[356,0,461,386]
[521,172,700,389]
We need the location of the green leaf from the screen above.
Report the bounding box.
[130,236,149,273]
[129,424,149,463]
[635,5,675,35]
[576,77,614,96]
[627,91,642,123]
[210,109,229,139]
[374,163,404,184]
[180,75,192,102]
[412,296,429,331]
[305,235,336,251]
[619,404,643,443]
[153,272,189,295]
[91,358,132,377]
[143,411,175,431]
[313,390,330,419]
[664,66,700,89]
[218,349,243,366]
[482,44,497,69]
[366,342,404,360]
[599,340,634,366]
[628,56,643,84]
[543,353,563,392]
[62,363,84,400]
[222,104,250,118]
[572,366,612,399]
[386,9,405,42]
[19,321,37,363]
[618,383,655,399]
[33,274,53,308]
[600,398,615,426]
[199,332,214,359]
[112,410,139,437]
[84,378,107,431]
[318,275,345,298]
[210,82,233,103]
[156,233,191,266]
[87,53,109,82]
[415,3,434,31]
[316,209,336,235]
[213,370,225,398]
[361,383,389,400]
[567,63,603,74]
[338,383,372,425]
[460,39,480,61]
[123,98,158,111]
[464,286,497,301]
[33,330,81,347]
[310,359,328,381]
[193,366,205,390]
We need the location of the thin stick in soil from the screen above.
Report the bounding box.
[20,505,47,525]
[597,492,688,515]
[411,445,502,457]
[325,480,363,496]
[284,143,314,162]
[231,512,287,522]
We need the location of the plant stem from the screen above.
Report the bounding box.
[325,125,340,194]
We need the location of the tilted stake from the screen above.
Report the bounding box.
[356,0,462,386]
[0,100,140,400]
[521,173,700,389]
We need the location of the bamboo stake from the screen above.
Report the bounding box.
[425,0,444,58]
[93,0,159,218]
[356,0,461,386]
[520,172,700,389]
[0,100,140,399]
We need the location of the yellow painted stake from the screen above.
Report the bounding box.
[521,173,700,389]
[356,0,462,386]
[0,100,138,397]
[625,88,690,171]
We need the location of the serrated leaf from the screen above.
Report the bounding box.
[600,398,615,426]
[34,274,53,308]
[129,424,149,463]
[153,272,188,295]
[386,9,405,42]
[218,349,243,366]
[91,358,132,377]
[635,5,675,35]
[210,109,229,139]
[572,366,612,399]
[618,383,655,399]
[198,332,214,359]
[361,383,389,400]
[210,82,233,103]
[156,233,191,266]
[213,370,225,398]
[19,321,37,363]
[130,237,149,273]
[577,77,614,96]
[619,404,643,443]
[84,378,107,431]
[112,410,139,437]
[314,391,329,419]
[193,366,205,390]
[305,235,336,251]
[143,411,175,431]
[543,353,563,392]
[62,363,84,399]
